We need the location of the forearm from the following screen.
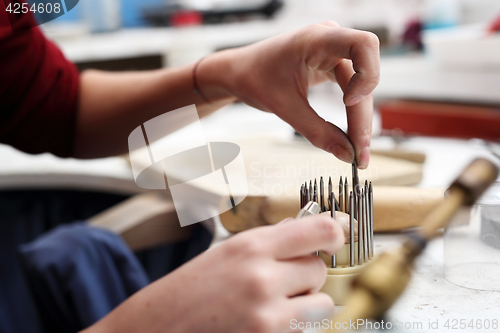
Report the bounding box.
[73,51,237,159]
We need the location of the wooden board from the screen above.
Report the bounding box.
[220,187,444,233]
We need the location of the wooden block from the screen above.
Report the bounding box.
[220,186,444,233]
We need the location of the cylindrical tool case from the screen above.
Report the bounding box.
[319,244,372,305]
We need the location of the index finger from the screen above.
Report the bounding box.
[307,26,380,105]
[267,215,345,259]
[326,28,380,106]
[334,59,373,169]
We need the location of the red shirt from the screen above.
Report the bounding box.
[0,0,79,157]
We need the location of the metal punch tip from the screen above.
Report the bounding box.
[331,192,336,268]
[349,191,355,266]
[344,177,349,214]
[339,176,344,213]
[362,189,368,262]
[352,161,360,219]
[369,181,374,259]
[357,189,363,264]
[320,177,325,212]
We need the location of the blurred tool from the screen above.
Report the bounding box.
[380,100,500,141]
[322,158,498,332]
[295,200,321,219]
[295,199,321,257]
[142,0,283,26]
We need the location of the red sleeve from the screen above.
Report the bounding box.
[0,0,80,157]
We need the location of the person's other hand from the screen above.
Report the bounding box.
[84,215,344,333]
[200,22,380,169]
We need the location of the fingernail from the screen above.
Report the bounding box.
[346,95,365,106]
[359,147,370,169]
[329,144,354,164]
[277,217,293,225]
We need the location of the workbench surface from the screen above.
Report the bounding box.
[365,234,500,333]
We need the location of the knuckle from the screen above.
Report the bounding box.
[228,234,264,258]
[325,20,340,28]
[352,67,379,89]
[372,72,381,86]
[246,268,275,299]
[348,127,372,146]
[243,238,265,257]
[221,237,243,257]
[353,126,372,139]
[360,31,380,48]
[314,20,340,29]
[360,126,372,138]
[305,126,327,150]
[363,72,380,88]
[297,24,317,41]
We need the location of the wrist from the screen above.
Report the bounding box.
[195,50,238,104]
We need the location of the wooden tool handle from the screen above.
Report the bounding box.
[220,187,444,233]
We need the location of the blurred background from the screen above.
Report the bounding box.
[38,0,500,70]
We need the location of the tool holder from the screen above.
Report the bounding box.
[299,166,374,305]
[319,244,371,305]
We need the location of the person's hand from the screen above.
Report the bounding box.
[199,22,380,169]
[83,215,344,333]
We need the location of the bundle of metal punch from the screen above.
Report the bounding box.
[299,162,374,267]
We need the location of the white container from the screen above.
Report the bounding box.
[423,24,500,71]
[444,180,500,290]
